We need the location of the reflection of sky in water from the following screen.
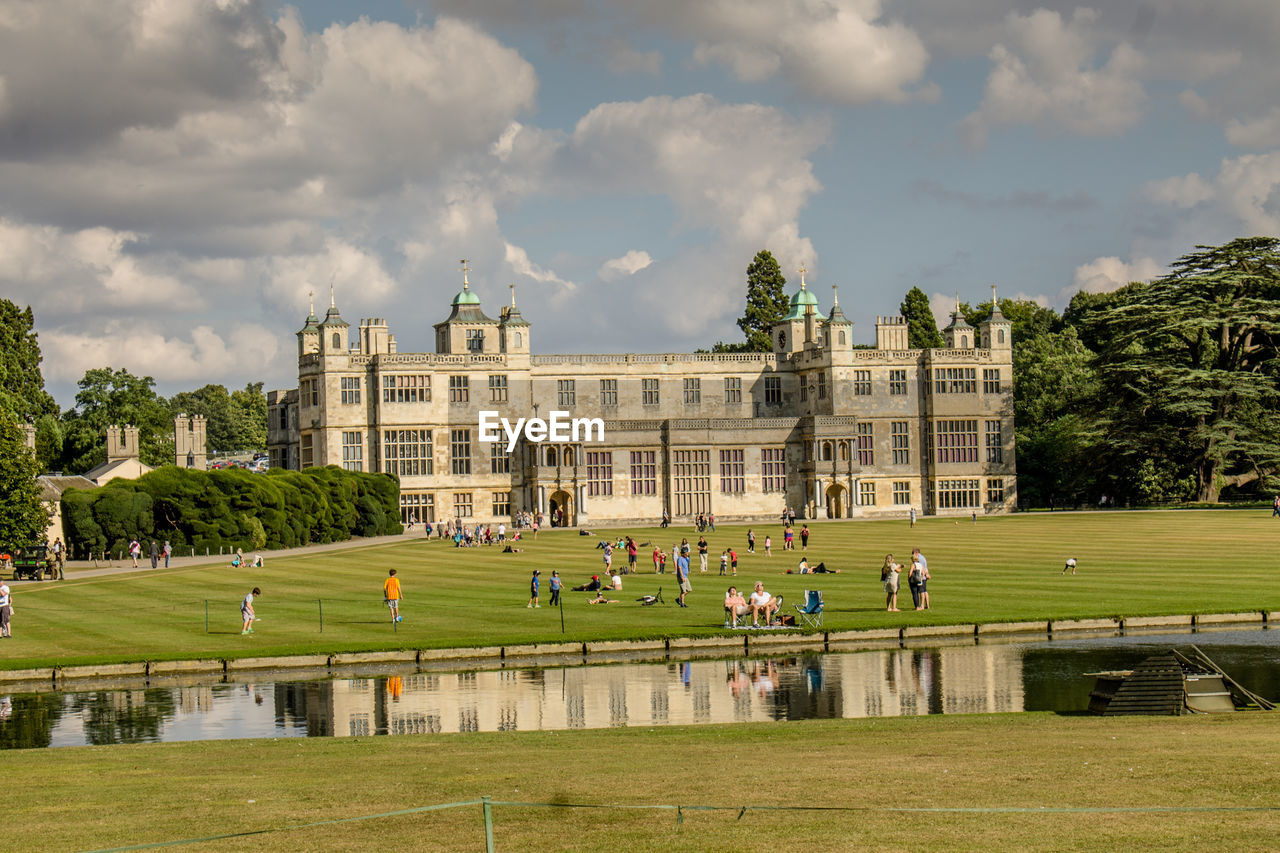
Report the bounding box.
[6,628,1278,750]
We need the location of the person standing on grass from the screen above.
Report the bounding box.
[708,513,716,533]
[162,540,172,568]
[764,535,772,557]
[783,524,794,551]
[910,506,916,527]
[603,541,614,575]
[1273,496,1280,517]
[0,581,12,638]
[907,554,925,610]
[527,570,541,608]
[747,529,755,554]
[384,569,403,623]
[675,550,691,607]
[728,547,739,576]
[911,548,930,610]
[549,570,562,606]
[129,538,141,567]
[241,588,260,634]
[697,535,709,573]
[881,555,900,612]
[800,524,810,551]
[626,537,637,574]
[719,549,729,575]
[149,540,158,568]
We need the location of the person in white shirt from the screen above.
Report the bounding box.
[0,582,12,638]
[749,581,778,627]
[241,588,260,634]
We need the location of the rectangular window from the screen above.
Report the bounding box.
[586,451,613,496]
[761,447,786,492]
[600,378,617,407]
[277,406,288,430]
[985,420,1003,464]
[300,379,318,408]
[466,329,483,353]
[859,481,876,506]
[683,378,701,404]
[719,449,744,494]
[673,449,711,516]
[817,373,827,400]
[933,367,977,394]
[764,376,782,405]
[492,491,511,517]
[629,450,656,495]
[852,370,872,395]
[382,375,430,403]
[800,381,808,402]
[449,375,469,403]
[934,420,979,464]
[489,374,508,402]
[341,431,363,471]
[724,377,741,403]
[857,422,874,466]
[892,481,911,505]
[889,369,908,395]
[983,368,1002,394]
[340,376,361,405]
[450,428,471,475]
[490,442,510,474]
[642,378,659,406]
[453,492,473,518]
[399,493,435,525]
[557,379,576,407]
[891,421,910,465]
[383,429,432,477]
[987,478,1005,504]
[300,433,313,469]
[937,479,981,508]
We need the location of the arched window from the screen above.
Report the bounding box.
[514,332,522,348]
[960,335,968,348]
[332,333,341,349]
[563,447,575,467]
[998,328,1005,344]
[821,441,833,462]
[839,441,850,461]
[546,447,558,466]
[838,330,846,345]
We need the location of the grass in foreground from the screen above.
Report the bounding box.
[5,510,1280,669]
[3,713,1279,851]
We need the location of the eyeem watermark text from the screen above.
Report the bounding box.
[478,410,605,452]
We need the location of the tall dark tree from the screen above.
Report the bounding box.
[899,287,944,349]
[1085,237,1280,502]
[0,416,51,545]
[725,250,789,352]
[229,381,267,451]
[59,367,172,473]
[169,384,237,452]
[0,299,58,423]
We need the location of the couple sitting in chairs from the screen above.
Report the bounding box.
[724,582,781,627]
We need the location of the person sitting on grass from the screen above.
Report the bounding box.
[724,586,749,627]
[572,575,603,592]
[749,582,779,626]
[587,591,619,604]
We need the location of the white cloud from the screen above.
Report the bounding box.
[41,322,280,385]
[599,250,653,280]
[1145,151,1280,236]
[266,238,399,311]
[1067,255,1162,297]
[960,8,1145,148]
[504,242,577,291]
[1226,108,1280,149]
[606,43,662,76]
[1144,173,1214,208]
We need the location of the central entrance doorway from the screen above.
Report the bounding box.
[548,489,573,527]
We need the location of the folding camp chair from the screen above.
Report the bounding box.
[794,589,824,627]
[637,587,664,606]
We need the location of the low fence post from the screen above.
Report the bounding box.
[318,598,324,633]
[204,599,209,634]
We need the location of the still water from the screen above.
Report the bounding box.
[3,629,1277,749]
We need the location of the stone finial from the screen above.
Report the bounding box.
[460,258,471,290]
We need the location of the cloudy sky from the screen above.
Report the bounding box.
[3,0,1278,405]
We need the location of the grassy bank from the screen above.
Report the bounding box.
[5,510,1280,670]
[4,713,1279,851]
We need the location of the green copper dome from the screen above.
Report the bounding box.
[452,286,481,306]
[782,285,825,321]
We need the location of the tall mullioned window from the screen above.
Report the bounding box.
[764,376,782,405]
[724,377,741,403]
[630,451,656,495]
[719,449,744,494]
[449,375,469,403]
[383,429,431,477]
[383,375,430,403]
[937,479,981,508]
[558,379,576,407]
[859,481,876,506]
[399,493,434,524]
[987,478,1005,504]
[761,447,786,492]
[466,329,483,352]
[489,375,508,402]
[642,378,659,405]
[490,442,509,474]
[983,369,1002,394]
[852,370,872,395]
[450,428,471,475]
[889,369,908,395]
[857,422,874,465]
[600,379,617,407]
[492,491,511,517]
[300,433,313,468]
[892,481,911,505]
[986,420,1003,463]
[586,451,613,496]
[453,492,473,518]
[818,373,827,399]
[684,378,701,404]
[934,368,976,394]
[935,420,978,463]
[891,421,910,465]
[340,377,361,405]
[341,431,363,471]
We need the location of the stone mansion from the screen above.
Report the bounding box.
[267,269,1016,526]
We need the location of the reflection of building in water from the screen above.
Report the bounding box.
[284,649,1025,737]
[176,686,215,714]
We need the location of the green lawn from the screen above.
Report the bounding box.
[5,510,1280,670]
[4,713,1279,851]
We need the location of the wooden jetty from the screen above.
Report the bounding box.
[1088,646,1275,716]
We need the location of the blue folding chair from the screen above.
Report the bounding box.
[794,589,824,627]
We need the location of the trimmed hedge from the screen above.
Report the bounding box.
[61,466,402,558]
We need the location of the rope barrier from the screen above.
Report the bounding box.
[78,797,1280,853]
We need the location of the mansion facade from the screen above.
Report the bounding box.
[267,272,1016,526]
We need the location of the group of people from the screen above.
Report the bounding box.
[880,548,931,612]
[723,582,780,627]
[127,538,173,569]
[435,520,521,547]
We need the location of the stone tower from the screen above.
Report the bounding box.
[21,423,36,451]
[174,415,208,469]
[942,293,974,349]
[106,425,141,463]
